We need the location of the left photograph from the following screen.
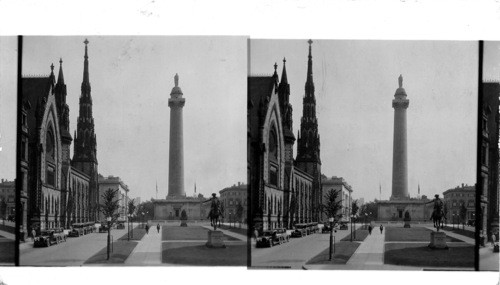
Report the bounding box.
[19,36,248,266]
[0,36,17,266]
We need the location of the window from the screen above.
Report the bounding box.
[269,165,278,186]
[269,129,278,160]
[46,166,55,187]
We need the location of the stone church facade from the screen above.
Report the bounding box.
[21,39,99,234]
[249,40,322,231]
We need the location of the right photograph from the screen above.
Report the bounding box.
[479,41,499,271]
[248,40,478,270]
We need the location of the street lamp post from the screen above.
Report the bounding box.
[329,217,336,260]
[106,216,112,260]
[127,214,131,241]
[350,215,354,242]
[141,211,145,228]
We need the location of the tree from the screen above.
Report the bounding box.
[100,188,120,260]
[459,203,467,230]
[236,202,244,228]
[443,202,449,225]
[128,199,136,219]
[319,189,343,224]
[136,200,154,221]
[0,198,7,221]
[351,200,359,218]
[359,201,378,222]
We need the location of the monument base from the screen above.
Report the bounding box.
[428,231,448,250]
[404,221,411,228]
[206,230,226,248]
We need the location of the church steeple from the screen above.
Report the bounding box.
[296,39,321,166]
[73,38,97,166]
[54,58,72,142]
[82,38,90,94]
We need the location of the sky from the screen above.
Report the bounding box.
[484,41,500,81]
[21,36,247,201]
[251,40,478,203]
[0,36,17,181]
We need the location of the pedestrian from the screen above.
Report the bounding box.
[368,225,372,235]
[145,224,149,234]
[491,233,497,247]
[31,228,36,242]
[157,223,160,233]
[380,224,383,234]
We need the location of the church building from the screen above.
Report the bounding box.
[248,40,322,231]
[20,39,99,235]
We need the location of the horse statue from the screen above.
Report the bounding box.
[429,194,445,231]
[206,193,222,231]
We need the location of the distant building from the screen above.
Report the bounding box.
[98,174,130,221]
[321,175,352,222]
[0,179,15,219]
[443,183,475,224]
[219,182,247,223]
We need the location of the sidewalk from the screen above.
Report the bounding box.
[201,225,246,241]
[0,229,14,240]
[479,246,499,271]
[125,226,162,266]
[424,226,474,245]
[346,228,385,268]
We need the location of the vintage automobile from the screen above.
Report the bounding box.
[339,221,348,230]
[68,223,86,237]
[256,230,280,247]
[275,228,290,243]
[307,222,319,234]
[34,229,65,247]
[84,222,96,234]
[116,221,125,229]
[53,228,67,241]
[99,222,110,233]
[321,222,338,233]
[291,223,308,237]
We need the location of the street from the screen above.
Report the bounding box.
[20,227,130,266]
[251,225,353,269]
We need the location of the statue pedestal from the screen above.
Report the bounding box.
[206,230,226,248]
[428,231,448,250]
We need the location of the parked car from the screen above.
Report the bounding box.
[99,222,109,233]
[275,228,290,243]
[256,230,279,247]
[339,221,348,230]
[467,219,475,227]
[116,221,125,229]
[291,224,308,237]
[53,228,67,241]
[84,222,96,234]
[68,223,85,237]
[307,222,319,234]
[321,223,338,233]
[34,229,65,247]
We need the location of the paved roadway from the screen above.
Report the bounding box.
[251,226,353,269]
[20,227,129,266]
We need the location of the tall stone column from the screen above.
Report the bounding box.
[168,74,186,197]
[391,75,409,200]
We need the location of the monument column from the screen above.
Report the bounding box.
[391,75,409,200]
[168,74,186,197]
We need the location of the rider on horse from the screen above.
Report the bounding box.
[430,194,444,229]
[205,193,222,230]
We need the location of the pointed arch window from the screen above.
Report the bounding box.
[45,127,56,187]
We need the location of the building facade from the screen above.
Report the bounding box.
[219,182,247,224]
[443,184,475,224]
[249,40,322,231]
[480,82,500,243]
[321,176,353,222]
[98,175,130,222]
[21,39,99,234]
